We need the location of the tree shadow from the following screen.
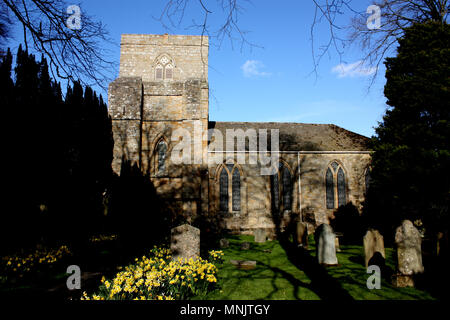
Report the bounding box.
[276,230,354,301]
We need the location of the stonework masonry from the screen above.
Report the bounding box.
[108,33,372,236]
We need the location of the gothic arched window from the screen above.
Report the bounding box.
[271,162,293,213]
[219,168,229,212]
[156,140,168,175]
[154,55,174,80]
[326,161,347,209]
[282,165,293,211]
[337,167,346,207]
[232,168,241,211]
[326,168,334,209]
[218,163,242,213]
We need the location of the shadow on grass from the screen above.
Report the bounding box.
[277,234,354,301]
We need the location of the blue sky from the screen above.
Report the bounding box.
[6,0,393,137]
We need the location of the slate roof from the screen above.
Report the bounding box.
[208,121,370,151]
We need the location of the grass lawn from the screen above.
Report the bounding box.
[199,235,435,300]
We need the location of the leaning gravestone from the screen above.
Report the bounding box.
[170,224,200,261]
[363,229,385,267]
[254,228,267,243]
[315,224,338,265]
[219,238,229,248]
[296,221,308,248]
[241,242,251,250]
[392,220,424,287]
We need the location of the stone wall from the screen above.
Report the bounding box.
[119,34,208,82]
[108,33,372,235]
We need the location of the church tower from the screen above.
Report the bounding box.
[108,34,210,220]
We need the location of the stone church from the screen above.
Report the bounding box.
[108,34,371,237]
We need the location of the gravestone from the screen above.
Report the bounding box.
[241,242,251,250]
[230,260,256,270]
[363,229,385,267]
[335,235,341,252]
[295,221,308,248]
[170,224,200,261]
[254,228,267,243]
[219,238,229,249]
[315,224,338,265]
[392,220,424,287]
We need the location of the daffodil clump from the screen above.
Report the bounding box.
[89,234,118,243]
[1,245,71,279]
[82,247,223,300]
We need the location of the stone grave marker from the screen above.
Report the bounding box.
[241,242,251,250]
[392,220,424,287]
[230,260,256,270]
[315,223,338,265]
[254,228,267,243]
[170,224,200,261]
[295,221,308,248]
[363,229,385,267]
[219,238,229,248]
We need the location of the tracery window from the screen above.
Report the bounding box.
[271,162,293,212]
[155,55,174,80]
[325,161,347,209]
[219,163,242,212]
[219,168,229,212]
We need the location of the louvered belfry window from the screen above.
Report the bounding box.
[232,168,241,211]
[326,161,347,209]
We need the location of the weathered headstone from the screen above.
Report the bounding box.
[241,242,251,250]
[335,235,341,252]
[230,260,256,270]
[315,224,338,265]
[392,220,424,287]
[254,228,267,243]
[219,238,229,249]
[295,221,309,248]
[363,229,385,267]
[170,224,200,261]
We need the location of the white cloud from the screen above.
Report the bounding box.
[241,60,271,78]
[331,61,377,78]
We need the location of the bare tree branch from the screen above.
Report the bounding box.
[1,0,115,90]
[311,0,449,84]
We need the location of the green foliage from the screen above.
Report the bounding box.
[0,45,113,252]
[365,22,450,238]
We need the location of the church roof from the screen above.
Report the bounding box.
[208,121,370,151]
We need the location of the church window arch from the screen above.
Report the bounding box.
[219,167,229,212]
[325,161,347,209]
[218,163,242,213]
[154,55,175,80]
[156,140,168,175]
[271,161,293,213]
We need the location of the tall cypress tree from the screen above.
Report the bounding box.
[365,22,450,239]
